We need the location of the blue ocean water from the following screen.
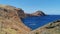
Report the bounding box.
[21,15,60,30]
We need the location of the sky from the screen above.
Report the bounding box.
[0,0,60,15]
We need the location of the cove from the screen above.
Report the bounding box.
[21,15,60,30]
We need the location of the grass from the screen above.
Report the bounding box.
[2,28,17,34]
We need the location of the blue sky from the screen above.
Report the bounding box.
[0,0,60,15]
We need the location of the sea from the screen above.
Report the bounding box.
[21,15,60,30]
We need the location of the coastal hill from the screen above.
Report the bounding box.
[0,5,31,34]
[26,10,45,17]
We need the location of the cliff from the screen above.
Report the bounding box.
[0,5,31,34]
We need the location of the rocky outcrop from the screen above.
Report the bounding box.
[15,8,26,18]
[0,5,31,34]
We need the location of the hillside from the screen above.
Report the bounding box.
[0,5,31,34]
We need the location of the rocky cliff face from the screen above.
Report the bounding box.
[0,5,31,34]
